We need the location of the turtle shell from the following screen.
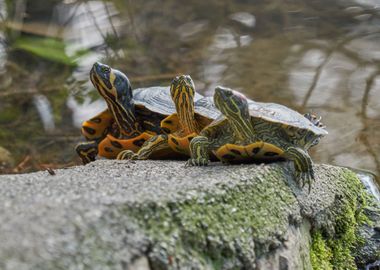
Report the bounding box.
[194,96,220,120]
[133,86,176,116]
[134,86,219,120]
[248,101,328,136]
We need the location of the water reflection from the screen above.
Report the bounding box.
[230,12,256,28]
[33,94,55,131]
[55,1,122,127]
[290,31,380,180]
[66,95,105,128]
[0,0,378,181]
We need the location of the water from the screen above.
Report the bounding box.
[356,170,380,201]
[0,0,379,181]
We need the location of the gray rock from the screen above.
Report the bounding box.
[0,160,379,270]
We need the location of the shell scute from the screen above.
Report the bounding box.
[248,101,327,135]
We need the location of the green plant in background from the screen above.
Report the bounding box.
[13,36,89,66]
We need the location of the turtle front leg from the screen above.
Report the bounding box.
[117,134,169,160]
[75,141,98,164]
[186,136,210,166]
[284,147,315,190]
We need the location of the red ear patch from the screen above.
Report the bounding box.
[232,90,246,100]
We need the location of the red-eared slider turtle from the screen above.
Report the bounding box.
[117,75,220,160]
[76,62,198,163]
[187,86,328,188]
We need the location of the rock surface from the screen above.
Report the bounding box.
[0,160,379,270]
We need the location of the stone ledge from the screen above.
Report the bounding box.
[0,160,378,270]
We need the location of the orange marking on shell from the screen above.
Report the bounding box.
[98,133,153,159]
[81,110,114,140]
[215,142,284,162]
[160,113,180,134]
[168,132,198,155]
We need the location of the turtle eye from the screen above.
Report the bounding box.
[186,76,192,82]
[297,129,306,136]
[172,76,180,85]
[101,66,110,73]
[225,91,233,97]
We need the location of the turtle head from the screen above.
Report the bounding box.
[170,75,195,109]
[90,62,141,136]
[90,62,133,107]
[214,86,250,121]
[170,75,198,132]
[214,86,254,139]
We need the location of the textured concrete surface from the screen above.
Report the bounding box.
[0,160,378,270]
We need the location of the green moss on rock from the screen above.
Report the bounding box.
[310,169,371,270]
[125,165,299,269]
[121,165,376,270]
[310,232,333,270]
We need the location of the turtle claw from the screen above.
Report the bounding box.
[117,150,138,160]
[186,158,209,167]
[295,170,315,192]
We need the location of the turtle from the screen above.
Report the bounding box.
[117,75,220,160]
[75,62,195,164]
[186,86,328,188]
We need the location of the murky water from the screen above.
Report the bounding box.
[0,0,379,181]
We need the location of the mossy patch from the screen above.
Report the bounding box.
[310,169,371,270]
[121,165,376,269]
[310,232,333,269]
[124,165,299,269]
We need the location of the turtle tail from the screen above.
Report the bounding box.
[304,112,326,129]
